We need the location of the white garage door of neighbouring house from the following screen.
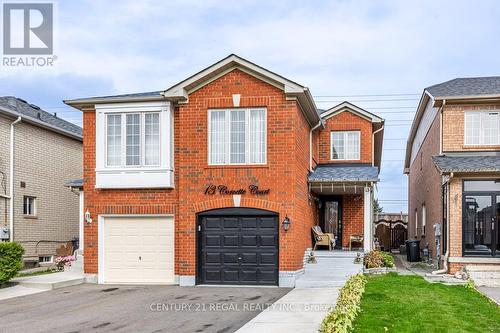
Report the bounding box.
[102,216,175,284]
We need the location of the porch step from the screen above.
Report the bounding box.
[465,265,500,287]
[312,251,361,258]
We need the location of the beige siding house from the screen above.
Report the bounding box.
[405,77,500,277]
[0,96,82,266]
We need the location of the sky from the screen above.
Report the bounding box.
[2,0,500,213]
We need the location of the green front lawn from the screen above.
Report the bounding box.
[352,273,500,333]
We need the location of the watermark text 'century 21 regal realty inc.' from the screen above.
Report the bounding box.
[2,2,56,67]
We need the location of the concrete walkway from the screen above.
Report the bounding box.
[236,251,362,333]
[477,287,500,305]
[0,271,84,301]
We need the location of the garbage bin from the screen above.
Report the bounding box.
[405,240,421,262]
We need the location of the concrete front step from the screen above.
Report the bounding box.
[312,251,361,258]
[13,273,85,290]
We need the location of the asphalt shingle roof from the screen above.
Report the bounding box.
[308,164,379,182]
[426,76,500,98]
[0,96,82,138]
[432,155,500,173]
[73,91,163,100]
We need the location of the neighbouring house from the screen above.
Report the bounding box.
[405,77,500,274]
[0,96,83,267]
[65,54,384,287]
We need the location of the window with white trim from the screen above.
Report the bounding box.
[105,112,161,167]
[23,196,36,216]
[331,131,360,160]
[465,111,500,145]
[39,256,53,263]
[208,108,266,165]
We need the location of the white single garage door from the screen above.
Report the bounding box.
[102,216,174,284]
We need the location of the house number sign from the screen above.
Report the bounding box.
[204,184,270,196]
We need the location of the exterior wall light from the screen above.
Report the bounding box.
[84,210,93,223]
[283,216,291,231]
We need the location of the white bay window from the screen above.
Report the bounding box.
[96,102,173,188]
[465,111,500,145]
[331,131,360,160]
[208,108,266,165]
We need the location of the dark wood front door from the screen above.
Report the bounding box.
[197,208,279,285]
[320,197,342,249]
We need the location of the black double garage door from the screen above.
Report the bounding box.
[197,208,279,285]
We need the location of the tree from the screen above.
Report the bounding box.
[373,199,383,214]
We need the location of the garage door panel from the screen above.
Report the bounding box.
[205,217,222,229]
[260,235,277,247]
[223,235,238,246]
[206,235,221,247]
[241,235,257,246]
[223,253,239,264]
[222,270,238,283]
[223,218,238,229]
[260,252,277,264]
[241,217,257,229]
[103,217,174,284]
[260,217,276,229]
[241,253,257,264]
[259,269,277,283]
[200,212,278,285]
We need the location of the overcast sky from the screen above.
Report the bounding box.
[2,0,500,213]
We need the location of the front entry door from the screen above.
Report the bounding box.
[463,194,498,256]
[321,199,342,249]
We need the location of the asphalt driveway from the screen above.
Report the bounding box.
[0,284,290,333]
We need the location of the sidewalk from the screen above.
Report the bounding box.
[0,271,84,301]
[236,251,362,333]
[477,287,500,305]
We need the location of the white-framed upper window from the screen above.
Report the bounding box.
[330,131,360,160]
[208,108,267,165]
[105,112,161,168]
[95,102,173,189]
[465,111,500,145]
[23,196,36,216]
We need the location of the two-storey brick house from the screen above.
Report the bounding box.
[0,97,82,266]
[65,55,384,287]
[405,77,500,274]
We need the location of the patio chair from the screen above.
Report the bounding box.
[312,226,335,251]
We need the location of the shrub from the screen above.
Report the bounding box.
[321,274,367,333]
[380,252,395,268]
[0,242,25,285]
[364,250,394,268]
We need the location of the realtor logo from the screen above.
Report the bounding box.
[2,2,53,55]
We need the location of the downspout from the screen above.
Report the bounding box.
[372,125,384,167]
[9,116,22,242]
[309,120,322,172]
[432,172,452,275]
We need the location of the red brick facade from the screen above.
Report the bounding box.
[80,65,376,283]
[318,111,373,164]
